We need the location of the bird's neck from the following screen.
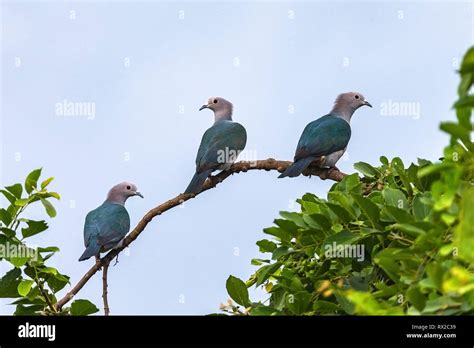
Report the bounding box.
[330,105,355,123]
[105,195,126,206]
[213,104,233,122]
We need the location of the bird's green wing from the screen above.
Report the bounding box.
[196,121,247,172]
[295,115,351,161]
[84,203,130,251]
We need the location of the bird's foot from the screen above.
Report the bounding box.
[113,254,120,266]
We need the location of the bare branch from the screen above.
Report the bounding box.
[102,260,110,316]
[54,158,346,311]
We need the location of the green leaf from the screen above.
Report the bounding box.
[226,275,251,307]
[413,193,432,221]
[256,239,277,253]
[422,296,462,314]
[333,292,354,314]
[14,304,44,316]
[406,285,426,311]
[325,203,353,223]
[334,173,362,194]
[285,291,312,315]
[453,95,474,109]
[40,198,56,218]
[0,227,16,238]
[440,121,472,143]
[346,290,403,315]
[256,262,282,287]
[39,267,58,275]
[382,206,414,224]
[328,191,359,218]
[382,188,408,210]
[392,223,426,237]
[35,191,60,200]
[354,162,379,178]
[351,194,380,228]
[25,168,42,194]
[70,299,100,316]
[14,198,30,207]
[274,219,298,235]
[374,248,414,282]
[272,246,292,260]
[0,268,22,298]
[263,227,291,243]
[47,273,70,293]
[459,46,474,74]
[454,187,474,262]
[5,184,23,199]
[0,189,17,205]
[391,158,412,195]
[251,258,269,266]
[379,156,389,165]
[8,255,31,268]
[17,280,34,297]
[0,208,13,226]
[37,246,60,253]
[305,214,331,230]
[21,220,48,239]
[40,177,54,189]
[323,230,358,249]
[279,211,307,228]
[250,305,280,316]
[418,162,453,178]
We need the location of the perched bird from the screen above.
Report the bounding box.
[79,182,143,261]
[279,92,372,178]
[185,97,247,194]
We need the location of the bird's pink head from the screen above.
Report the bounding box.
[106,182,143,205]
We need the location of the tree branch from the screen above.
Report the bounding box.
[54,158,346,311]
[102,260,110,316]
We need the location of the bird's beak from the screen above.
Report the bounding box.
[135,191,144,198]
[364,101,373,108]
[199,104,209,111]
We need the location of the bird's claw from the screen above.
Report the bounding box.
[113,254,120,266]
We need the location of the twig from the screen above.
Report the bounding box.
[33,266,57,314]
[54,158,346,311]
[102,260,110,316]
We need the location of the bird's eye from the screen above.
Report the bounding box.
[126,185,131,190]
[355,95,360,99]
[213,99,218,104]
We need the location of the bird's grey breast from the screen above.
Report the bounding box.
[322,147,347,167]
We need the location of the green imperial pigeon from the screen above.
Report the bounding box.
[279,92,372,178]
[184,97,247,194]
[79,182,143,261]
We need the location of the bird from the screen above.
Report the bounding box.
[278,92,372,178]
[184,97,247,194]
[79,182,143,262]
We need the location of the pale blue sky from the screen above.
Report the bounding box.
[1,0,472,314]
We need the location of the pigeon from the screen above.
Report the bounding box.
[79,182,143,261]
[185,97,247,194]
[279,92,372,178]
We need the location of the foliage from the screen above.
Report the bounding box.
[223,47,474,316]
[0,169,98,315]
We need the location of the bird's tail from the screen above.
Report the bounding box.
[78,243,100,262]
[184,170,212,194]
[278,157,316,178]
